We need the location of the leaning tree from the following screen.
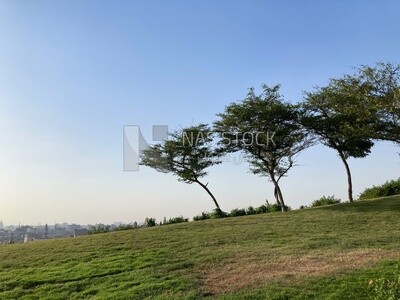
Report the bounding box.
[214,84,313,212]
[140,124,223,211]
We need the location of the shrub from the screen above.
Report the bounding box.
[266,203,283,212]
[193,209,227,221]
[144,217,156,227]
[229,208,247,217]
[359,179,400,200]
[193,212,211,221]
[114,224,135,231]
[310,195,341,207]
[210,208,228,219]
[253,202,290,213]
[246,206,256,215]
[193,203,290,221]
[255,204,268,214]
[164,216,189,225]
[88,225,110,234]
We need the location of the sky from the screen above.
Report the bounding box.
[0,0,399,225]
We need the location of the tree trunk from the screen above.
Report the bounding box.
[194,179,221,210]
[338,151,354,202]
[274,187,280,205]
[270,175,287,212]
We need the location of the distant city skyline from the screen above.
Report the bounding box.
[1,1,399,224]
[0,220,137,228]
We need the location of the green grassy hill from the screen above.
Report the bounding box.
[1,196,399,299]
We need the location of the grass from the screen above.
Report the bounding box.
[0,196,399,299]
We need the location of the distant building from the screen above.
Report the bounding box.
[0,220,3,230]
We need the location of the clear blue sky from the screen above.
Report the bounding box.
[0,1,399,225]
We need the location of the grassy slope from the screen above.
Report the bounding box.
[0,196,399,299]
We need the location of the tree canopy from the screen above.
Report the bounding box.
[140,124,223,210]
[214,84,313,211]
[355,63,400,145]
[141,62,398,212]
[301,62,400,202]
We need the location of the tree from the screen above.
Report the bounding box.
[140,124,223,210]
[301,82,374,202]
[302,62,400,202]
[214,84,313,212]
[144,218,156,227]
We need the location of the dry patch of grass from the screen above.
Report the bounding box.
[200,249,400,295]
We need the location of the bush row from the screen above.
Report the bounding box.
[88,223,139,234]
[300,195,341,209]
[358,178,400,200]
[193,202,290,221]
[89,179,399,234]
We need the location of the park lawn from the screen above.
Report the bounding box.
[0,196,399,299]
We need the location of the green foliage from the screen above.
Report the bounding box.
[141,124,220,182]
[370,262,400,300]
[193,203,291,221]
[246,203,290,214]
[214,84,313,210]
[163,216,189,225]
[193,208,228,221]
[355,63,400,145]
[210,208,228,219]
[301,71,376,202]
[245,206,256,215]
[301,62,400,201]
[359,178,400,200]
[113,224,135,231]
[254,204,268,214]
[141,124,222,210]
[144,217,156,227]
[311,195,341,207]
[256,202,291,213]
[87,225,110,235]
[193,211,211,221]
[266,202,285,212]
[301,64,391,159]
[90,224,137,234]
[229,208,247,217]
[302,84,375,158]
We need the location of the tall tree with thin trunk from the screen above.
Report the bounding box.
[301,84,374,202]
[214,84,313,211]
[140,124,223,211]
[302,63,400,201]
